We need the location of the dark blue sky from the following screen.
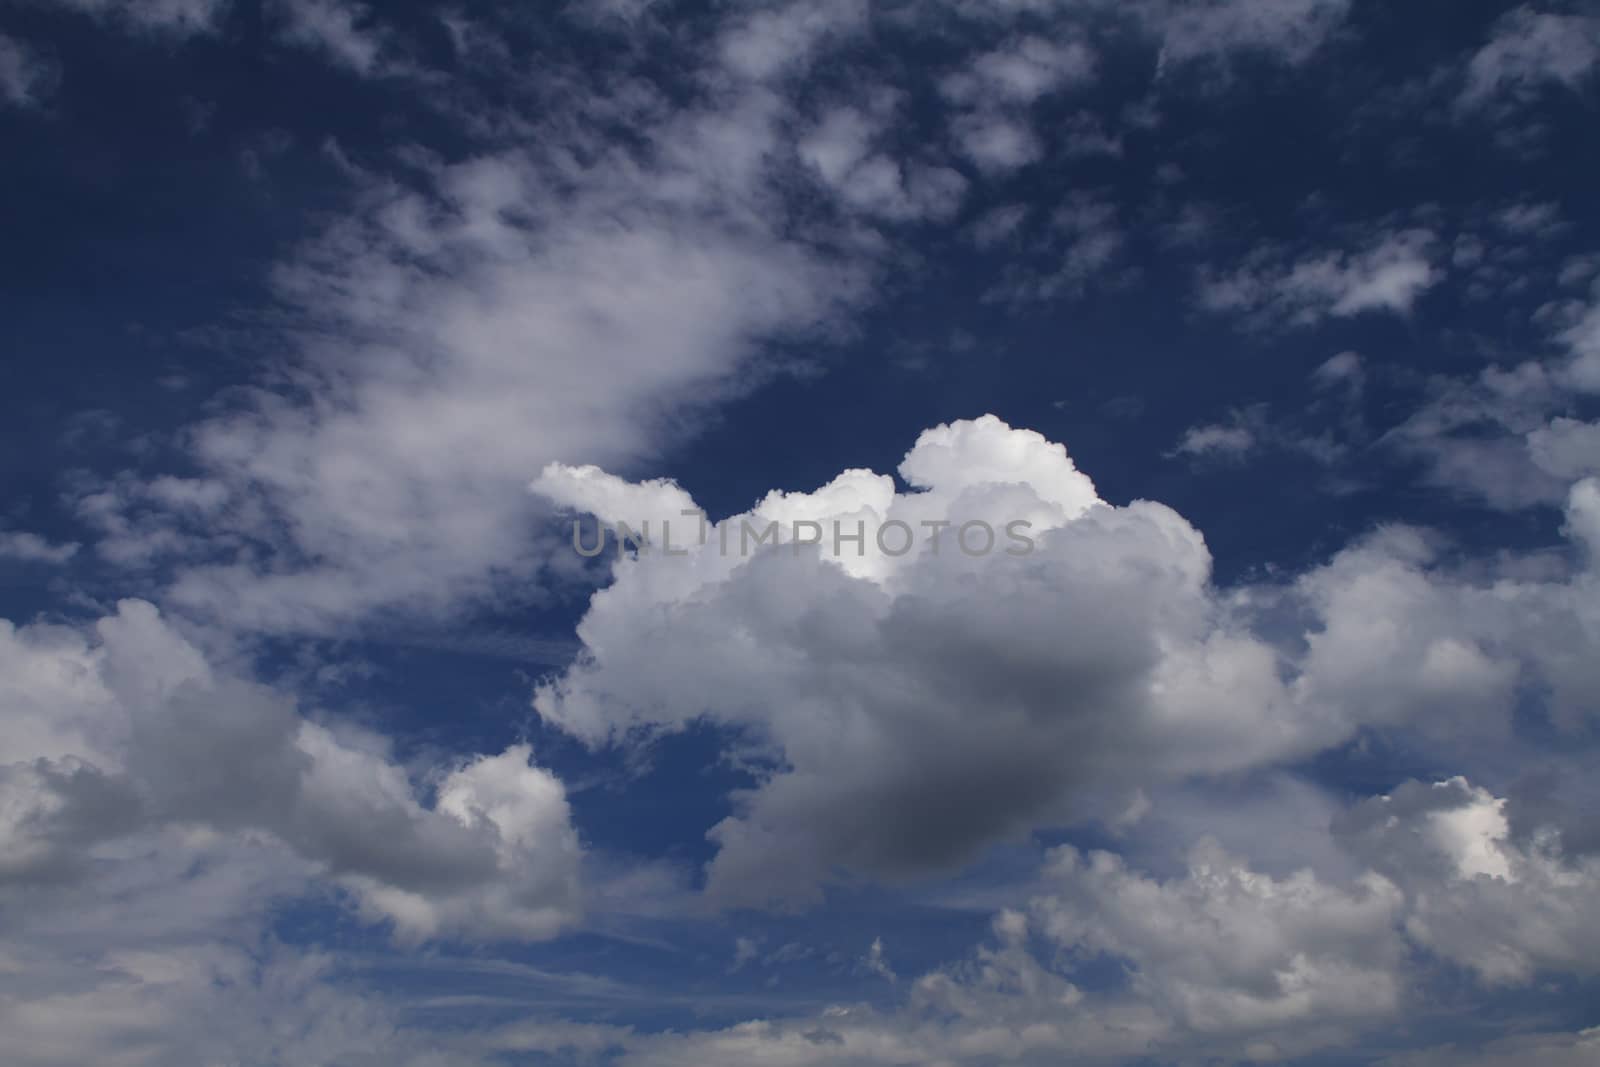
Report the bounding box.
[3,2,1600,1065]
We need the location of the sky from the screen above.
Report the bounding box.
[2,0,1600,1064]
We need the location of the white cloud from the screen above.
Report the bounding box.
[1560,291,1600,392]
[1458,6,1600,112]
[938,0,1353,70]
[0,600,583,942]
[0,33,53,108]
[532,416,1401,906]
[35,0,228,35]
[1033,839,1406,1042]
[1152,0,1353,69]
[534,416,1600,909]
[272,0,387,74]
[1172,422,1256,459]
[940,35,1097,104]
[985,192,1127,303]
[1198,229,1440,328]
[1336,776,1600,986]
[1382,1028,1600,1067]
[0,531,79,564]
[951,112,1044,174]
[600,767,1600,1067]
[1387,281,1600,509]
[73,17,875,635]
[797,101,968,223]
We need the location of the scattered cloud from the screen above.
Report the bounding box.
[0,33,54,108]
[0,530,79,564]
[1458,6,1600,113]
[1198,228,1441,328]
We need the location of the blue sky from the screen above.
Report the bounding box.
[3,1,1600,1064]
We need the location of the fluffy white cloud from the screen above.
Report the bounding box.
[599,768,1600,1067]
[1031,840,1406,1049]
[0,600,582,942]
[534,416,1366,906]
[535,416,1600,910]
[1337,777,1600,985]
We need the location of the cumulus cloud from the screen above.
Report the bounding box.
[594,767,1600,1067]
[0,600,583,942]
[534,416,1600,909]
[1337,776,1600,985]
[530,417,1410,906]
[536,416,1322,908]
[1032,840,1406,1047]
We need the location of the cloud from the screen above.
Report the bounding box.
[271,0,388,75]
[1032,839,1406,1044]
[1152,0,1353,69]
[0,600,583,942]
[1171,422,1257,459]
[72,12,876,635]
[34,0,228,36]
[1458,6,1600,112]
[797,99,968,223]
[940,35,1098,105]
[0,936,463,1067]
[599,766,1600,1067]
[535,416,1600,909]
[1198,229,1441,328]
[984,192,1127,303]
[1336,776,1600,986]
[0,531,79,564]
[939,0,1353,71]
[950,112,1044,174]
[1385,280,1600,510]
[533,416,1384,906]
[0,33,54,108]
[1382,1028,1600,1067]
